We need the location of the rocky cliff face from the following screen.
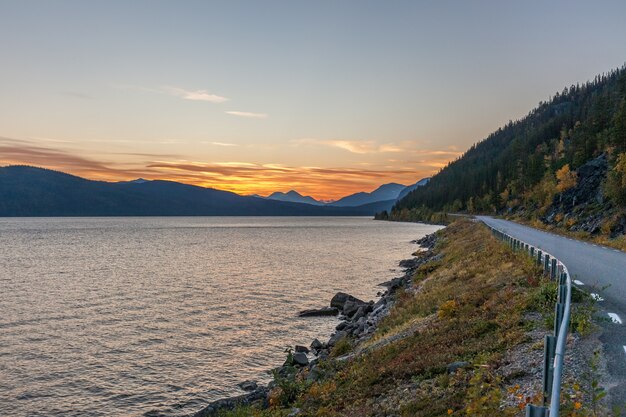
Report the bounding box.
[543,153,625,237]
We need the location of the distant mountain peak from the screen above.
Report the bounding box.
[266,190,323,206]
[329,182,407,207]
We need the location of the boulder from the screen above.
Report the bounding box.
[292,352,309,366]
[330,292,366,310]
[399,257,422,269]
[342,300,362,317]
[328,330,348,346]
[352,306,366,321]
[298,307,338,317]
[306,365,322,382]
[335,321,348,331]
[295,345,310,354]
[237,380,258,392]
[310,338,324,350]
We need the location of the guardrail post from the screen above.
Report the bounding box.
[544,254,550,275]
[526,404,549,417]
[554,303,565,338]
[550,259,557,280]
[537,250,542,266]
[530,247,535,256]
[559,283,567,304]
[543,334,557,403]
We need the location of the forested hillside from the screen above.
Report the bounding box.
[384,65,626,241]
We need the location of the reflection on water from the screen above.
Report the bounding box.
[0,217,439,416]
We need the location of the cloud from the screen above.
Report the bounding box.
[112,83,229,103]
[0,137,156,179]
[225,111,268,119]
[292,138,463,158]
[291,138,407,154]
[163,86,229,103]
[203,141,238,147]
[0,136,459,200]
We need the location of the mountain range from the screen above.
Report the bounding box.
[264,179,430,207]
[0,166,427,217]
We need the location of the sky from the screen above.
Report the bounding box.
[1,1,625,200]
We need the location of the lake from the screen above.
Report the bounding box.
[0,217,439,416]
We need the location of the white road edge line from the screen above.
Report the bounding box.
[573,280,585,286]
[608,313,622,324]
[590,293,604,301]
[623,346,626,355]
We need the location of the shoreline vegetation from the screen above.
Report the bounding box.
[191,219,609,417]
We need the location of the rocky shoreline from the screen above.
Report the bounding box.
[191,233,439,417]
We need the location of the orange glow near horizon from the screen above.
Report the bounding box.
[1,158,439,200]
[0,137,460,200]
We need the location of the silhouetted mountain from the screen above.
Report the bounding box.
[0,166,387,216]
[396,178,430,201]
[329,183,407,207]
[266,190,323,205]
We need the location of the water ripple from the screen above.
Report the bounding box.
[0,217,439,416]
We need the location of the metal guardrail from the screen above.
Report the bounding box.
[484,224,572,417]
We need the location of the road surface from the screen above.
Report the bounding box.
[477,216,625,410]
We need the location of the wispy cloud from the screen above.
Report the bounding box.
[0,137,155,179]
[292,138,405,154]
[112,83,229,103]
[292,138,463,159]
[225,111,268,119]
[203,141,239,147]
[163,86,229,103]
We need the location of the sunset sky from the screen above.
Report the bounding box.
[1,1,625,199]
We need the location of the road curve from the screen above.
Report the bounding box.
[477,216,626,410]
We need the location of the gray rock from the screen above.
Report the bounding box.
[310,338,324,350]
[328,330,348,346]
[294,345,310,354]
[292,352,309,366]
[330,292,366,310]
[352,306,366,321]
[335,321,348,331]
[298,307,339,317]
[447,361,470,373]
[306,365,322,382]
[237,380,258,392]
[343,299,368,317]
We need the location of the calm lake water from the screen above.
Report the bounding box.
[0,217,439,416]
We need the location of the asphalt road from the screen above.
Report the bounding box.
[477,216,625,410]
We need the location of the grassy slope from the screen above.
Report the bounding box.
[219,220,603,417]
